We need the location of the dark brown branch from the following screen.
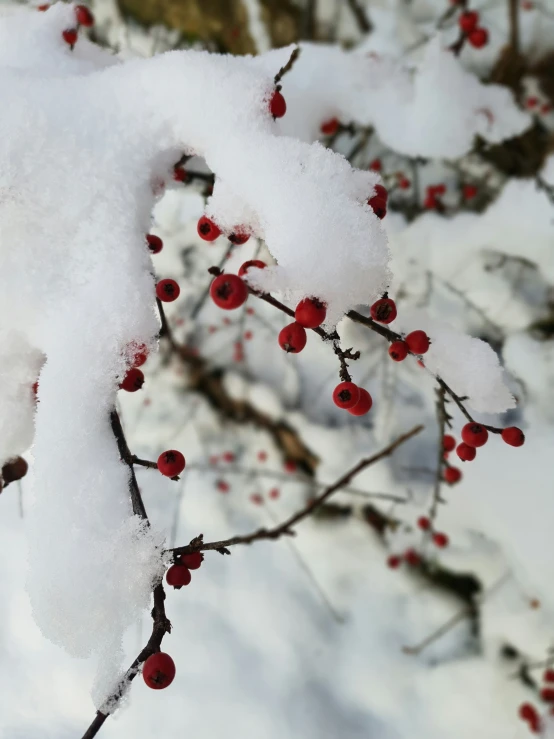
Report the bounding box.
[508,0,519,55]
[274,46,301,87]
[429,386,448,523]
[345,0,373,33]
[170,424,423,558]
[110,410,148,520]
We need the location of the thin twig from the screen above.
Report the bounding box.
[345,0,373,33]
[110,410,148,520]
[274,46,301,87]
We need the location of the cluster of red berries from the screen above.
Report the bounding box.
[424,183,446,210]
[197,215,251,245]
[518,669,554,732]
[332,381,373,416]
[526,96,553,116]
[387,548,422,569]
[120,342,149,392]
[278,296,328,354]
[166,550,203,589]
[47,3,95,48]
[367,295,431,361]
[458,9,489,48]
[417,516,449,547]
[147,233,181,304]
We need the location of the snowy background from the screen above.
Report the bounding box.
[1,0,554,737]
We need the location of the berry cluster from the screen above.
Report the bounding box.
[332,381,373,416]
[424,183,446,210]
[43,3,95,48]
[457,9,489,48]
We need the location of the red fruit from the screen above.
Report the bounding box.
[173,166,188,183]
[424,194,438,210]
[284,460,297,473]
[462,184,478,200]
[444,466,462,485]
[146,234,163,254]
[217,480,229,493]
[430,184,446,196]
[368,195,387,219]
[179,551,203,570]
[443,435,456,452]
[348,388,373,416]
[210,274,248,310]
[389,340,408,362]
[404,548,421,566]
[75,4,94,26]
[157,450,186,477]
[417,516,431,531]
[468,27,489,48]
[295,297,327,329]
[143,652,176,689]
[229,230,250,245]
[269,90,286,118]
[374,184,388,202]
[32,380,39,397]
[332,382,360,410]
[369,158,382,172]
[197,216,221,242]
[250,493,263,505]
[222,451,235,462]
[544,669,554,683]
[278,322,307,353]
[370,297,397,324]
[244,330,253,341]
[120,368,144,392]
[321,117,339,135]
[62,28,78,46]
[501,426,525,447]
[257,451,267,462]
[405,330,430,355]
[387,555,401,569]
[433,532,449,548]
[456,442,476,462]
[37,4,50,10]
[527,97,539,109]
[458,10,479,33]
[130,343,148,368]
[541,688,554,703]
[269,488,280,499]
[519,703,540,732]
[398,176,411,190]
[156,279,180,302]
[461,422,489,448]
[238,260,266,278]
[165,564,191,589]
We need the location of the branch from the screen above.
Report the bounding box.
[274,46,301,87]
[345,0,373,33]
[508,0,519,54]
[110,410,148,520]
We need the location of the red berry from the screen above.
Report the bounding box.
[398,176,411,190]
[179,551,203,570]
[269,90,286,118]
[430,184,446,196]
[433,532,449,548]
[462,184,478,200]
[405,330,430,355]
[37,4,50,10]
[374,184,388,202]
[222,451,235,462]
[210,274,248,310]
[544,669,554,683]
[444,466,462,485]
[269,488,280,499]
[456,442,476,462]
[146,234,163,254]
[348,388,373,416]
[404,548,421,566]
[75,4,94,26]
[157,450,186,477]
[278,322,307,353]
[461,422,489,448]
[165,564,191,589]
[387,554,401,569]
[217,480,229,493]
[370,297,397,324]
[368,195,387,219]
[501,426,525,447]
[229,230,250,245]
[458,10,479,33]
[143,652,176,689]
[332,382,360,410]
[32,380,39,397]
[541,688,554,703]
[257,451,267,462]
[417,516,431,531]
[130,343,148,368]
[62,28,78,46]
[468,27,489,48]
[369,159,382,172]
[156,279,180,302]
[173,166,188,183]
[527,97,539,109]
[284,460,297,473]
[238,260,266,278]
[424,194,438,210]
[519,703,540,728]
[250,493,263,505]
[443,435,456,452]
[388,340,408,361]
[321,117,339,135]
[120,368,144,392]
[197,216,221,242]
[295,297,327,329]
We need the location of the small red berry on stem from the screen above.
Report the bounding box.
[130,343,148,368]
[501,426,525,447]
[456,443,476,462]
[433,532,449,548]
[120,368,144,392]
[157,450,186,477]
[417,516,431,531]
[250,493,263,506]
[321,117,339,136]
[173,166,188,183]
[369,158,382,172]
[462,184,478,200]
[387,554,401,569]
[166,564,191,589]
[239,260,266,278]
[210,274,248,310]
[370,297,397,324]
[398,176,411,190]
[374,184,388,202]
[348,388,373,416]
[461,422,489,447]
[541,687,554,703]
[156,279,180,302]
[443,435,456,452]
[404,548,421,567]
[368,195,387,219]
[62,28,78,46]
[333,382,360,410]
[388,340,408,362]
[37,4,50,10]
[544,669,554,683]
[179,551,203,570]
[269,90,286,118]
[278,323,307,353]
[405,330,430,355]
[295,297,327,329]
[197,216,221,241]
[143,652,176,690]
[468,27,489,48]
[458,10,479,33]
[146,234,163,254]
[229,230,250,245]
[444,466,462,485]
[75,5,94,26]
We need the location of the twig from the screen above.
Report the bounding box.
[429,386,449,523]
[508,0,519,55]
[345,0,373,33]
[110,410,148,520]
[402,607,470,656]
[274,46,301,87]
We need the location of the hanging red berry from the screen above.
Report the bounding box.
[120,368,144,392]
[210,274,248,310]
[165,564,191,589]
[278,322,307,353]
[332,382,360,410]
[444,467,462,485]
[544,669,554,683]
[269,90,286,118]
[369,159,382,172]
[320,117,339,136]
[374,184,388,202]
[62,28,78,46]
[458,10,479,33]
[468,27,489,48]
[179,551,203,570]
[143,652,176,690]
[404,548,421,566]
[157,450,186,477]
[229,230,250,245]
[238,260,266,278]
[443,435,456,452]
[398,176,411,190]
[370,297,397,324]
[433,532,449,548]
[295,297,327,329]
[173,166,188,183]
[388,340,408,361]
[461,422,489,447]
[456,442,476,462]
[197,216,221,242]
[405,330,430,355]
[501,426,525,447]
[387,554,401,569]
[541,687,554,703]
[417,516,431,531]
[130,343,148,368]
[146,234,163,254]
[75,4,94,26]
[368,195,387,219]
[518,703,540,733]
[156,279,180,302]
[462,184,478,200]
[348,388,373,416]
